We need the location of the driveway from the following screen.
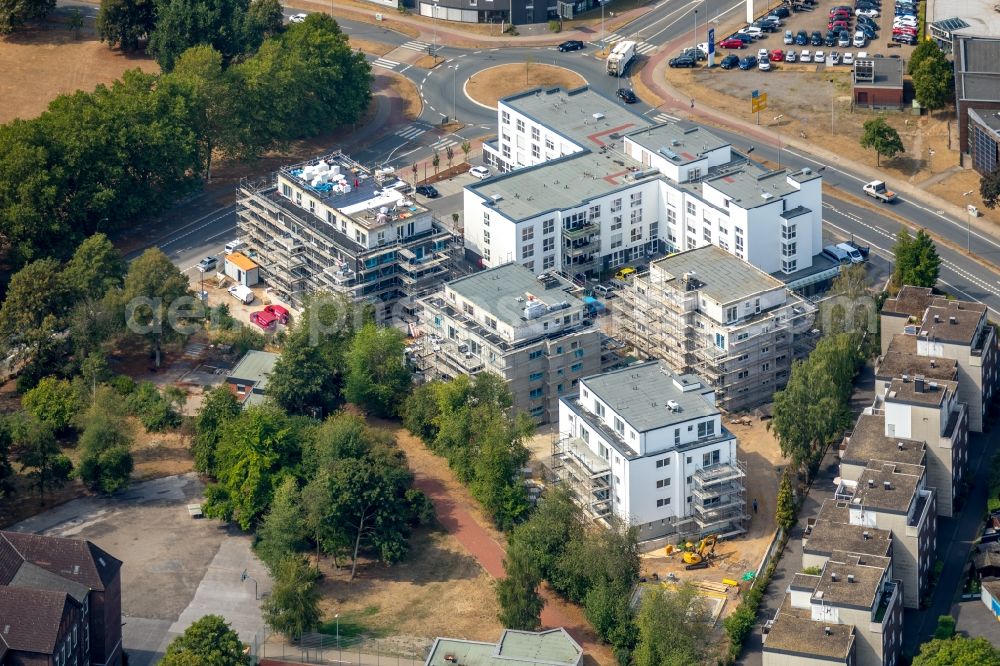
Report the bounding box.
[11,474,272,666]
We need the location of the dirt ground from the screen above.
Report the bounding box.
[316,528,502,648]
[467,63,587,109]
[0,29,159,123]
[347,36,395,57]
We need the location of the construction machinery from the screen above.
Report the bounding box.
[682,534,718,570]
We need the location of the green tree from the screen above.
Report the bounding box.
[908,39,944,76]
[912,635,1000,666]
[262,556,321,640]
[97,0,157,51]
[0,0,55,34]
[193,386,242,476]
[460,139,471,163]
[775,469,796,532]
[149,0,256,71]
[496,539,544,630]
[121,247,195,367]
[893,228,941,289]
[432,150,440,175]
[402,382,440,443]
[913,56,953,111]
[0,416,16,498]
[63,233,127,299]
[13,416,72,503]
[255,476,307,569]
[77,392,134,494]
[204,404,302,529]
[22,377,78,435]
[860,117,905,167]
[633,584,711,666]
[933,615,956,639]
[981,167,1000,210]
[241,0,283,50]
[162,614,251,666]
[68,7,83,37]
[343,322,411,417]
[0,258,71,337]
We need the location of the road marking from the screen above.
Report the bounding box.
[653,112,678,123]
[399,64,413,73]
[431,138,458,150]
[372,57,400,70]
[396,126,427,139]
[401,40,430,52]
[635,42,658,54]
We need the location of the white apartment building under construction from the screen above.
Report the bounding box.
[553,361,746,542]
[616,246,818,412]
[236,150,453,317]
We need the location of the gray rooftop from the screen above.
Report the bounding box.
[703,167,807,210]
[228,350,279,390]
[425,629,582,666]
[764,596,856,661]
[468,150,656,222]
[921,298,987,345]
[812,552,891,609]
[580,361,718,433]
[877,334,959,382]
[841,413,926,469]
[853,58,904,89]
[885,376,957,408]
[853,461,923,513]
[625,122,730,166]
[970,108,1000,133]
[446,263,584,329]
[804,519,893,560]
[501,86,651,150]
[940,0,1000,39]
[650,245,786,305]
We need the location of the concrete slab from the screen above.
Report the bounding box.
[951,598,1000,647]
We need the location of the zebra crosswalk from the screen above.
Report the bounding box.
[396,126,427,140]
[652,112,679,124]
[430,136,458,151]
[603,33,658,55]
[400,40,431,52]
[372,57,399,70]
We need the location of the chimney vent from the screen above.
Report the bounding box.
[863,531,870,541]
[868,478,875,488]
[949,316,957,324]
[848,574,855,583]
[914,376,925,393]
[897,442,904,450]
[934,314,940,323]
[884,480,892,490]
[831,572,838,582]
[825,627,832,636]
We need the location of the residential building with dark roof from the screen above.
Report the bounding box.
[0,531,122,666]
[555,361,746,541]
[880,286,997,432]
[226,350,279,408]
[615,246,817,412]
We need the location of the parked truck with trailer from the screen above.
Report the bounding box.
[607,41,637,76]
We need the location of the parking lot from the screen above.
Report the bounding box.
[10,474,271,666]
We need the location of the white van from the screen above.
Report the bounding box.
[836,242,865,264]
[228,284,254,305]
[225,239,246,254]
[593,284,615,298]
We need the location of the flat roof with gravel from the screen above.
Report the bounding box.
[445,263,583,329]
[804,519,893,559]
[841,413,926,468]
[764,596,855,661]
[812,553,891,609]
[650,245,785,305]
[625,122,730,166]
[877,335,959,382]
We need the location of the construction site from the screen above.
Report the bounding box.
[613,246,820,413]
[236,150,456,318]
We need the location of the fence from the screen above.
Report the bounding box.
[754,527,784,582]
[251,630,430,666]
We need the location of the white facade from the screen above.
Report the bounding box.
[554,362,745,541]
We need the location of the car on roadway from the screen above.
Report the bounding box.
[720,38,747,49]
[785,50,797,62]
[668,55,697,68]
[558,40,585,52]
[616,88,638,103]
[263,304,290,324]
[198,256,218,272]
[289,13,307,23]
[738,55,758,70]
[415,185,439,198]
[720,54,741,69]
[249,310,278,330]
[469,166,492,179]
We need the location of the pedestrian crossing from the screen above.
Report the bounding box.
[396,126,427,140]
[372,57,399,70]
[652,112,679,124]
[603,33,657,55]
[401,40,431,52]
[430,136,458,151]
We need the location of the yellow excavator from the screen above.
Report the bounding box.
[682,534,718,570]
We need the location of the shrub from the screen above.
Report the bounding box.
[109,375,137,396]
[933,615,956,639]
[549,20,561,33]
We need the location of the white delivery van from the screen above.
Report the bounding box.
[225,239,246,254]
[228,284,254,305]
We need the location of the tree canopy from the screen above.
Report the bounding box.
[97,0,157,51]
[633,584,712,666]
[262,556,321,640]
[860,117,905,167]
[893,228,941,290]
[162,614,251,666]
[343,322,411,417]
[0,0,55,34]
[912,635,1000,666]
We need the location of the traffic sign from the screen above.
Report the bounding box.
[708,28,715,54]
[751,93,768,113]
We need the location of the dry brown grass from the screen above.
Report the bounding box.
[0,29,159,123]
[412,54,443,69]
[347,36,395,57]
[467,63,587,109]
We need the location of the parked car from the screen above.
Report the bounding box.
[785,50,798,62]
[824,31,838,46]
[858,16,879,29]
[288,13,307,23]
[739,26,763,39]
[893,26,917,36]
[669,56,697,68]
[263,304,290,324]
[784,29,794,44]
[814,49,826,62]
[810,30,824,45]
[799,49,812,62]
[771,6,790,17]
[842,52,855,64]
[856,8,879,17]
[469,166,491,179]
[770,48,785,61]
[731,32,755,43]
[892,33,917,45]
[795,30,809,45]
[830,51,841,64]
[415,185,439,198]
[228,284,254,305]
[558,40,585,52]
[720,54,741,69]
[249,310,278,330]
[758,47,769,60]
[759,58,772,71]
[838,30,851,46]
[738,55,759,70]
[720,37,747,49]
[853,30,867,47]
[828,20,850,32]
[682,47,707,60]
[198,256,218,272]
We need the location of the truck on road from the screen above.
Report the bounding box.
[607,40,637,76]
[863,180,896,203]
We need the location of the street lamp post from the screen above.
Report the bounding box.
[432,0,439,59]
[963,190,975,253]
[602,0,606,50]
[335,614,341,662]
[450,64,460,123]
[694,9,698,52]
